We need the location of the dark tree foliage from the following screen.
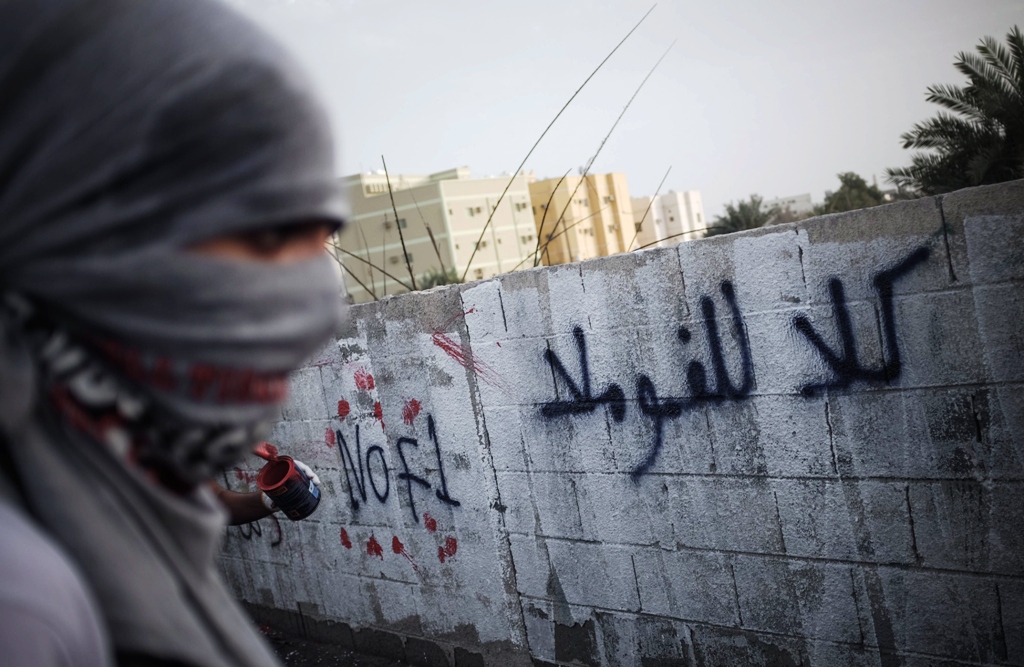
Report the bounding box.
[815,172,886,215]
[706,195,774,237]
[886,26,1024,195]
[419,267,461,289]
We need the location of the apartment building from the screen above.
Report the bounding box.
[762,193,814,218]
[528,173,634,266]
[630,189,705,249]
[333,167,537,303]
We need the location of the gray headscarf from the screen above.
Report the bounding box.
[0,1,345,665]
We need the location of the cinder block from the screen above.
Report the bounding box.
[281,367,329,421]
[670,477,784,554]
[483,406,527,472]
[511,536,640,612]
[827,388,1007,479]
[892,289,986,388]
[731,556,801,634]
[786,301,887,396]
[632,548,738,625]
[575,473,674,546]
[909,480,1024,576]
[689,624,808,667]
[878,568,1005,663]
[519,471,585,540]
[789,562,865,645]
[544,263,591,335]
[554,618,601,666]
[518,402,614,475]
[774,479,913,564]
[492,269,554,340]
[989,386,1024,479]
[521,600,556,662]
[949,179,1024,284]
[806,642,882,667]
[742,308,825,397]
[705,401,768,476]
[461,279,508,343]
[580,246,688,333]
[964,214,1024,285]
[757,395,836,477]
[677,225,808,316]
[940,179,1024,285]
[1000,580,1024,666]
[590,610,639,667]
[269,418,337,471]
[468,336,553,408]
[314,572,379,629]
[972,283,1024,384]
[798,196,949,303]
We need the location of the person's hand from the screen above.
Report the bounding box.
[260,459,320,511]
[294,460,321,488]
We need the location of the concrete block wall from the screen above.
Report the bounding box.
[220,180,1024,667]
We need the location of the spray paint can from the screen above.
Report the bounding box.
[257,455,321,521]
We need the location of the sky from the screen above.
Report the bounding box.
[229,0,1022,219]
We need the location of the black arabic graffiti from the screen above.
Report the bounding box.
[337,414,461,522]
[235,514,283,547]
[538,248,931,478]
[793,246,930,395]
[541,281,754,478]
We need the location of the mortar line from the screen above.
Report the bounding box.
[497,287,508,333]
[848,568,867,646]
[905,484,923,566]
[825,397,839,477]
[499,534,1024,582]
[937,195,958,282]
[728,559,744,627]
[629,554,643,612]
[455,290,530,648]
[772,490,787,554]
[996,581,1009,660]
[492,469,1024,483]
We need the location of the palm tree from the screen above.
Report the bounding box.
[706,195,774,237]
[886,26,1024,195]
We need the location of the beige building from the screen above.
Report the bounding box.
[528,173,635,266]
[334,167,538,303]
[630,189,705,250]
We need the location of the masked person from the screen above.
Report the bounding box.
[0,1,346,666]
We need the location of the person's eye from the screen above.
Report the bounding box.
[244,227,291,253]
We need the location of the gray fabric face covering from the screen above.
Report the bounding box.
[0,1,346,665]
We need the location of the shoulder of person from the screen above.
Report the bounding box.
[0,501,112,667]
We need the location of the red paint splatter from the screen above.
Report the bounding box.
[423,513,437,533]
[354,368,375,391]
[253,442,279,461]
[234,468,258,485]
[337,399,350,420]
[402,398,422,425]
[392,535,419,571]
[325,428,336,448]
[366,534,383,559]
[373,401,384,429]
[438,536,458,563]
[340,528,352,549]
[431,331,509,393]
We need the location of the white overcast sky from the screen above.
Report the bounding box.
[230,0,1022,218]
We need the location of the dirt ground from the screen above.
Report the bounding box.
[263,626,410,667]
